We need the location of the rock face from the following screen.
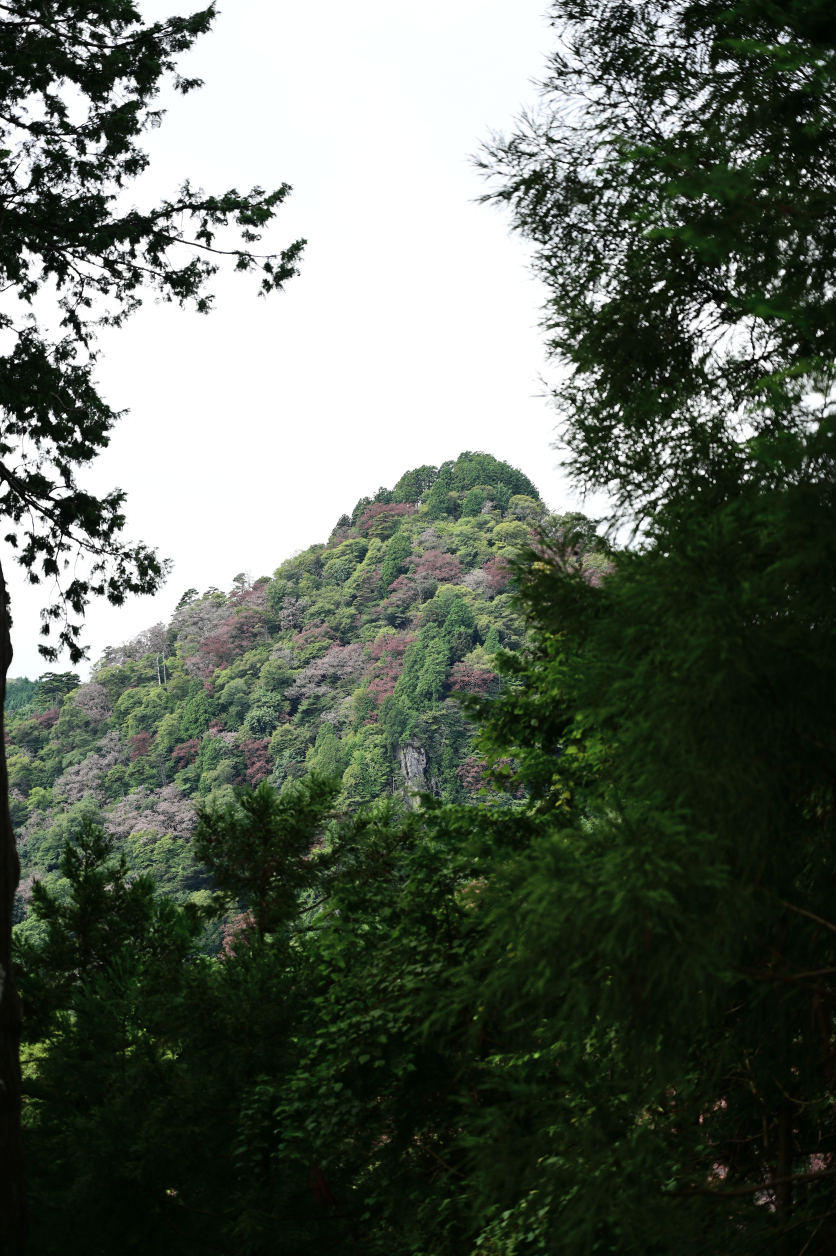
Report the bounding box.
[398,739,428,805]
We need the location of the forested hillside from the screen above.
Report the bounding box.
[9,451,571,933]
[7,0,836,1250]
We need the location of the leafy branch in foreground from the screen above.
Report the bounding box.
[0,0,305,658]
[0,3,304,1247]
[479,0,836,517]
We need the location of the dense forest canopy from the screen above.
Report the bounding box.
[9,452,572,928]
[350,452,542,523]
[7,1,836,1254]
[9,453,610,1252]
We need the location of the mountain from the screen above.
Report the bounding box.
[9,451,561,934]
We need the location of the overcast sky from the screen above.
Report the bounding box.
[9,0,571,680]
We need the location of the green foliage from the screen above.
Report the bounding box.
[234,801,480,1255]
[451,3,836,1250]
[16,779,478,1254]
[0,15,307,1232]
[483,624,501,655]
[176,588,199,611]
[4,676,35,713]
[461,486,487,516]
[378,525,412,591]
[395,625,451,710]
[14,4,836,1253]
[431,467,836,1253]
[194,776,340,938]
[424,452,539,519]
[16,818,196,1043]
[0,3,304,660]
[9,461,549,1249]
[181,682,214,739]
[480,0,836,519]
[306,723,350,780]
[449,452,538,499]
[12,458,537,957]
[391,463,439,502]
[340,730,391,806]
[34,673,80,710]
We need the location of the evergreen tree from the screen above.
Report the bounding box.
[3,679,35,715]
[194,775,340,939]
[455,2,836,1250]
[34,673,80,711]
[378,525,413,592]
[18,783,425,1253]
[480,0,836,516]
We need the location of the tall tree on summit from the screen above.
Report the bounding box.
[0,3,305,1247]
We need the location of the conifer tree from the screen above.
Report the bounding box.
[462,3,836,1250]
[480,0,836,515]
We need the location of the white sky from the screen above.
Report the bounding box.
[8,0,572,680]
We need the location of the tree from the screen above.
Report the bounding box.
[462,2,836,1251]
[175,587,199,611]
[0,3,304,1245]
[231,798,479,1254]
[15,781,473,1253]
[194,776,340,941]
[391,463,440,503]
[395,625,451,710]
[424,453,539,520]
[3,678,36,714]
[34,672,79,710]
[15,820,203,1253]
[443,490,836,1254]
[479,0,836,517]
[16,819,178,1037]
[378,525,413,592]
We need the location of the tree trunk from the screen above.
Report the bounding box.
[775,1097,793,1256]
[0,557,27,1252]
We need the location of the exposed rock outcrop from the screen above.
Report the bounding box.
[399,739,428,806]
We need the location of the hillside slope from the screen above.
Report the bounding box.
[9,452,561,926]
